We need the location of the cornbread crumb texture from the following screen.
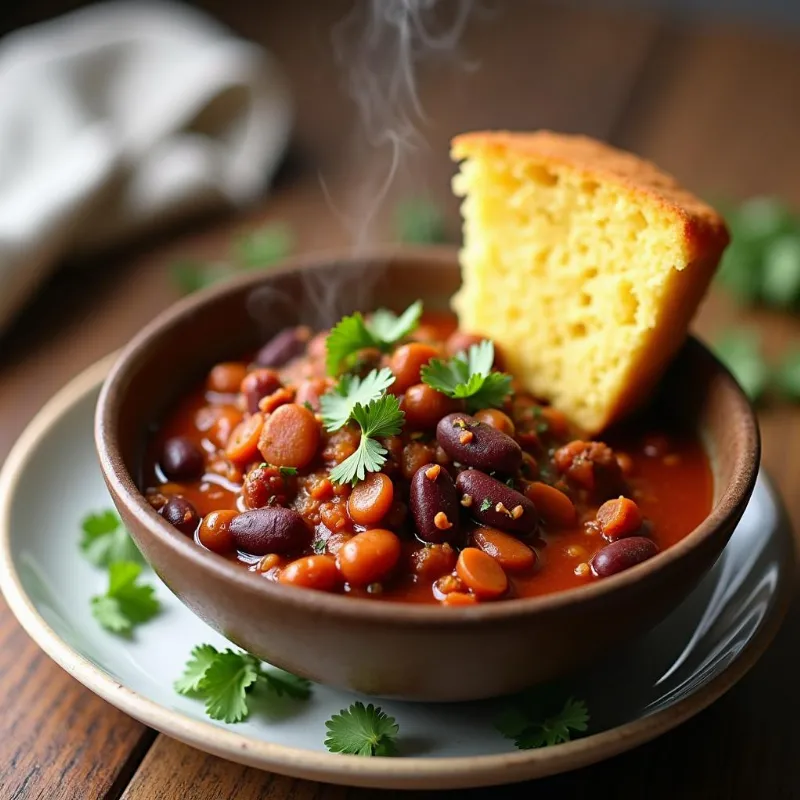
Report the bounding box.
[451,130,729,433]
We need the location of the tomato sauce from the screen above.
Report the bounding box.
[142,314,713,605]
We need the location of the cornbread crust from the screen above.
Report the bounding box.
[451,130,730,433]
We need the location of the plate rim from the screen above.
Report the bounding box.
[0,356,794,790]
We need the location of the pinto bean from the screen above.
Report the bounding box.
[409,463,461,543]
[436,413,522,474]
[229,507,311,555]
[590,536,659,577]
[455,469,537,535]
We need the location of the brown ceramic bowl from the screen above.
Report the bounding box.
[95,248,759,702]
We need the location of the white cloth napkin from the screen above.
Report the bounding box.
[0,1,292,332]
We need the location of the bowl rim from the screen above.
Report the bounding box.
[95,246,761,626]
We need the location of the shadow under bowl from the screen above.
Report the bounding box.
[95,247,759,702]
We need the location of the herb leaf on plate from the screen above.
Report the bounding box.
[495,694,589,750]
[80,509,143,567]
[91,561,160,637]
[320,368,396,431]
[324,701,399,756]
[175,644,312,723]
[329,395,405,486]
[422,339,512,412]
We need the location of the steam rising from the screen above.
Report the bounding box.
[249,0,476,333]
[326,0,475,249]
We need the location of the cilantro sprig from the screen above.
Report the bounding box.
[91,561,161,637]
[495,694,589,750]
[421,339,512,412]
[80,510,143,567]
[325,301,422,375]
[175,644,312,723]
[324,702,399,756]
[329,395,405,485]
[320,368,396,431]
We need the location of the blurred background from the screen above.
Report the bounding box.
[1,1,800,796]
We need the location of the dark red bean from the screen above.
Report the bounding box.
[160,437,204,481]
[255,326,311,368]
[409,463,461,544]
[590,537,659,577]
[229,507,311,555]
[455,469,537,535]
[436,413,522,474]
[159,497,200,535]
[241,369,282,414]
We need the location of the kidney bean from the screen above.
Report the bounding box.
[229,507,311,555]
[160,437,204,481]
[254,326,311,368]
[241,369,282,414]
[455,469,537,535]
[436,413,522,474]
[590,536,659,577]
[409,463,461,543]
[160,496,200,535]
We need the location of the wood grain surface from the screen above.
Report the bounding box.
[0,2,798,799]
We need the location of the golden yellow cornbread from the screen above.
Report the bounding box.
[451,130,730,434]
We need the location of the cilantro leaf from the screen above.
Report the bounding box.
[259,669,312,700]
[174,644,220,694]
[325,302,423,375]
[368,301,423,344]
[496,695,589,750]
[394,199,447,244]
[324,702,399,756]
[422,340,513,412]
[278,466,298,477]
[202,650,260,723]
[762,235,800,308]
[175,644,312,723]
[325,313,379,375]
[80,510,143,567]
[775,349,800,400]
[235,223,293,268]
[91,561,160,637]
[713,329,769,401]
[329,395,404,485]
[320,368,396,431]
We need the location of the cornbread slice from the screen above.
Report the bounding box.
[451,131,729,434]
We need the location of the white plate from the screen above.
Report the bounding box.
[0,358,793,789]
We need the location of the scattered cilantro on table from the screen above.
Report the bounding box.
[324,702,399,756]
[716,196,800,308]
[711,329,770,402]
[320,368,396,431]
[329,395,405,486]
[170,222,294,295]
[775,349,800,400]
[495,694,589,750]
[91,561,161,637]
[421,339,512,412]
[80,510,143,567]
[175,644,311,723]
[325,301,423,375]
[394,199,448,244]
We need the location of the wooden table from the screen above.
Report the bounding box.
[1,2,799,797]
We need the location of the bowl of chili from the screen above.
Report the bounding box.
[95,248,759,701]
